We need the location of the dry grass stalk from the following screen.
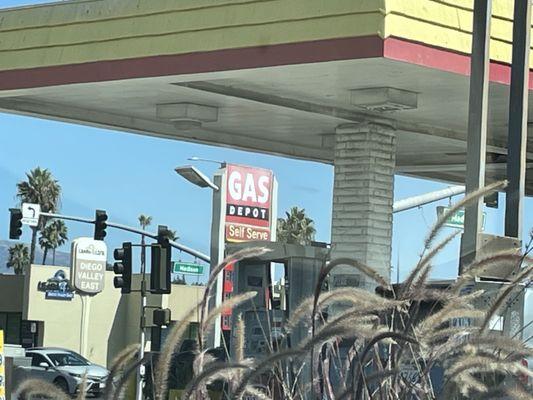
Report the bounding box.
[14,379,71,400]
[202,291,257,337]
[75,373,88,400]
[103,343,140,400]
[154,305,198,400]
[198,247,269,348]
[20,184,532,400]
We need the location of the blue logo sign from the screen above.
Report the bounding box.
[37,270,74,301]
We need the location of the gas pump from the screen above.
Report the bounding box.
[225,241,329,392]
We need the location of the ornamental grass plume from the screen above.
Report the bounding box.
[13,184,532,400]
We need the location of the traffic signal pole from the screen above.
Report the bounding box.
[37,211,210,262]
[27,210,205,400]
[137,237,147,400]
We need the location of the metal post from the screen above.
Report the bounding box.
[392,185,465,213]
[79,294,91,357]
[39,211,210,262]
[505,0,531,240]
[136,238,147,400]
[459,0,492,272]
[207,170,226,348]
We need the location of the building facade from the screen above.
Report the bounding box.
[0,264,203,367]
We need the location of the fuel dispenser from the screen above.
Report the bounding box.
[224,241,329,391]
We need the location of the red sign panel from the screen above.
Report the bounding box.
[225,164,273,242]
[222,164,274,331]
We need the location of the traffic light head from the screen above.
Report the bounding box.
[94,210,108,241]
[151,225,172,294]
[113,242,132,294]
[153,308,171,327]
[9,208,23,240]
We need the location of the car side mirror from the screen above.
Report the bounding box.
[39,362,49,369]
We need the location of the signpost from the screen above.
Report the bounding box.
[71,238,107,294]
[21,203,40,227]
[172,261,204,275]
[70,237,107,358]
[220,164,278,334]
[436,206,486,230]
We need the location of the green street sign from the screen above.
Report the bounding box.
[172,261,204,275]
[436,206,486,230]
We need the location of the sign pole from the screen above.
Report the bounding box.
[79,295,92,357]
[208,169,227,348]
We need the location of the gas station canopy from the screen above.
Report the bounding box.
[0,0,532,193]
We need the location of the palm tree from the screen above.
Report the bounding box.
[277,206,316,245]
[6,244,29,275]
[138,214,152,231]
[39,219,68,265]
[16,167,61,264]
[161,228,178,241]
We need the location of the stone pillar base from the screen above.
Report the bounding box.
[330,121,396,289]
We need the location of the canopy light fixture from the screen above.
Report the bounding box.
[156,103,218,128]
[350,87,418,113]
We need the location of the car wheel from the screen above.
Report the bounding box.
[54,377,70,394]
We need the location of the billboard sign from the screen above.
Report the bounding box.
[71,237,107,294]
[225,164,273,242]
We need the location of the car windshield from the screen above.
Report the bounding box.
[47,353,89,367]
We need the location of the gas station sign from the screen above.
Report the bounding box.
[220,164,277,332]
[225,164,273,242]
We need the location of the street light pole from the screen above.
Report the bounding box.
[175,164,224,348]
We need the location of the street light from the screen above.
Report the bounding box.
[174,165,219,191]
[188,156,225,166]
[175,162,225,348]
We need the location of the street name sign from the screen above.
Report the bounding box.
[436,206,486,230]
[172,261,204,275]
[21,202,41,227]
[71,237,107,294]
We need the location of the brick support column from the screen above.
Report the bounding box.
[330,122,396,289]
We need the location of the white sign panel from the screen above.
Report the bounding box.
[71,237,107,294]
[21,203,41,227]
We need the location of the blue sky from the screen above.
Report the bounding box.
[0,0,532,286]
[2,111,531,284]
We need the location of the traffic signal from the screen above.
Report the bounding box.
[94,210,108,241]
[113,242,132,294]
[153,308,171,327]
[150,225,171,294]
[9,208,23,240]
